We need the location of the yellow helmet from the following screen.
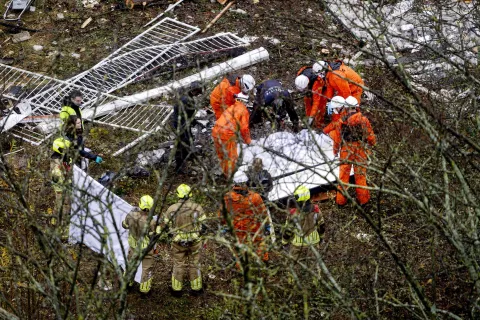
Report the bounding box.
[176,184,192,199]
[52,137,72,155]
[294,185,310,202]
[139,195,154,210]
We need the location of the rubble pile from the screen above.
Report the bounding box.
[325,0,479,92]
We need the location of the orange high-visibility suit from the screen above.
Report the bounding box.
[324,61,364,103]
[331,111,376,205]
[210,76,241,120]
[212,100,251,177]
[221,186,269,262]
[297,67,327,127]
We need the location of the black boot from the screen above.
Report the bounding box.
[170,287,183,298]
[191,288,204,296]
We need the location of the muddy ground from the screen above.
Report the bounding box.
[0,0,474,319]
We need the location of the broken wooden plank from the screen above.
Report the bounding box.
[202,1,234,33]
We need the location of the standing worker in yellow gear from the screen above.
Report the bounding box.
[50,115,103,240]
[60,90,84,132]
[122,195,158,295]
[163,184,207,297]
[282,186,325,284]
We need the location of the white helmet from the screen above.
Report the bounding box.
[312,61,328,74]
[235,92,249,103]
[240,74,255,93]
[345,96,359,108]
[295,75,309,91]
[328,96,346,114]
[233,170,249,184]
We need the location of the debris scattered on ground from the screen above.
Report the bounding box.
[0,58,14,65]
[12,31,31,43]
[82,0,99,9]
[126,166,150,178]
[98,171,117,187]
[217,0,227,4]
[71,53,81,59]
[230,8,247,15]
[56,13,65,20]
[32,45,43,51]
[136,149,166,166]
[195,110,208,118]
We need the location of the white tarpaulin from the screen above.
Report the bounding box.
[235,130,341,201]
[70,166,142,283]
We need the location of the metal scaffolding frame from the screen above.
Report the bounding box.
[0,64,167,145]
[67,33,248,94]
[0,17,251,149]
[93,102,172,133]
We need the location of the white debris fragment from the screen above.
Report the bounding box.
[332,43,343,49]
[201,128,207,133]
[354,233,373,242]
[195,109,208,118]
[71,53,81,59]
[81,17,93,29]
[136,149,166,166]
[32,45,43,52]
[12,31,31,43]
[230,8,247,15]
[264,37,280,45]
[400,24,414,31]
[242,35,259,42]
[56,13,64,20]
[197,120,209,127]
[307,8,313,13]
[82,0,99,8]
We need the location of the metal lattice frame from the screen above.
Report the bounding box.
[93,103,172,133]
[0,64,168,145]
[1,18,251,147]
[67,33,248,94]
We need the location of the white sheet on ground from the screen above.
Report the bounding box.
[236,129,344,201]
[70,166,143,283]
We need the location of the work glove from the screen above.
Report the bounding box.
[307,117,314,126]
[264,224,271,236]
[95,156,103,164]
[200,224,207,236]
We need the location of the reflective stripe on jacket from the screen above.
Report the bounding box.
[164,199,206,243]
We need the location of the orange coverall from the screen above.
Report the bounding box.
[297,67,327,127]
[326,111,376,205]
[324,61,364,103]
[210,77,241,120]
[221,186,269,262]
[212,100,251,177]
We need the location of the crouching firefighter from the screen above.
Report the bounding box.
[282,186,325,285]
[122,195,158,294]
[163,184,207,297]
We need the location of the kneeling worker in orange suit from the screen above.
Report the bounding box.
[220,172,270,268]
[313,60,364,107]
[323,96,346,155]
[295,66,327,127]
[329,96,376,206]
[212,93,252,178]
[210,74,255,120]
